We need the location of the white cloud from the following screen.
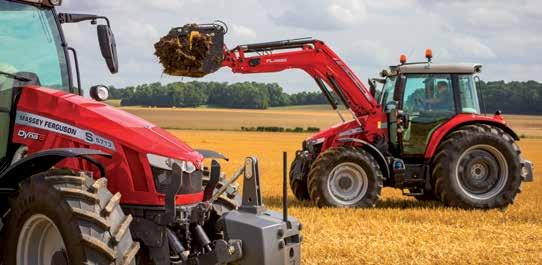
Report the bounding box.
[231,24,257,40]
[452,36,496,59]
[350,40,393,65]
[367,0,416,9]
[268,0,368,31]
[142,0,184,10]
[327,0,367,25]
[467,7,520,28]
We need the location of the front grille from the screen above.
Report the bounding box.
[152,167,203,195]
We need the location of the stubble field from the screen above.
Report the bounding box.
[125,106,542,264]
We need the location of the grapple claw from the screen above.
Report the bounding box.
[154,22,226,78]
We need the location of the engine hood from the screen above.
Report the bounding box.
[16,86,203,165]
[305,120,360,144]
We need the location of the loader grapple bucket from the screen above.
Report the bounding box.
[154,23,225,77]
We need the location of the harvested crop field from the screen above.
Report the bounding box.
[122,106,542,138]
[169,130,542,265]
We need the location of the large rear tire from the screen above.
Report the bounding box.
[2,170,139,265]
[307,147,383,208]
[432,124,522,209]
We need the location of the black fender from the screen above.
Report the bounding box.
[195,149,229,161]
[337,138,390,180]
[0,148,111,190]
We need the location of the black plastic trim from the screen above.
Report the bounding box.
[0,148,111,188]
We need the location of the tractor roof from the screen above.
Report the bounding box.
[382,63,482,77]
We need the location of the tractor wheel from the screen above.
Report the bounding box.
[307,147,383,208]
[2,170,139,265]
[432,124,522,209]
[289,156,311,201]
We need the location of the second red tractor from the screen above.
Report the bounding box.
[176,23,533,209]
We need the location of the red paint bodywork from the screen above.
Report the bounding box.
[423,113,513,159]
[12,86,204,206]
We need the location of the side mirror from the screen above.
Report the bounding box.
[97,25,119,74]
[89,85,109,101]
[393,75,406,102]
[368,79,376,97]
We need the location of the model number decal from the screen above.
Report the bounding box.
[15,111,116,151]
[84,131,114,150]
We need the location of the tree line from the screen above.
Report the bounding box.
[479,81,542,115]
[110,81,328,109]
[109,80,542,114]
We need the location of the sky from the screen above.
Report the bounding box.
[59,0,542,94]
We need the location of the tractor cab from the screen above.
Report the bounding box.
[0,0,118,165]
[379,52,484,157]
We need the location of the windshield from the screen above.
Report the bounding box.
[0,1,70,92]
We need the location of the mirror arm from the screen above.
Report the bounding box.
[67,47,82,96]
[95,16,111,27]
[59,13,111,27]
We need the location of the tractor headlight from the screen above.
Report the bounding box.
[147,153,197,173]
[147,154,202,194]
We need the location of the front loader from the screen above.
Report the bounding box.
[160,23,534,210]
[0,1,301,265]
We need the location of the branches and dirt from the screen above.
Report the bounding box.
[154,24,214,77]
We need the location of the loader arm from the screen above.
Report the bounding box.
[221,39,379,117]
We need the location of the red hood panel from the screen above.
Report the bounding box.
[17,86,202,163]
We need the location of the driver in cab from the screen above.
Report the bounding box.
[424,81,453,111]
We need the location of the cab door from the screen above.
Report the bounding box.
[399,74,455,156]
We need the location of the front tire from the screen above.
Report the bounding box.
[432,125,522,209]
[289,154,311,201]
[307,147,383,208]
[2,170,139,265]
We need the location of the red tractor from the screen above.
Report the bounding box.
[0,1,301,265]
[172,24,534,209]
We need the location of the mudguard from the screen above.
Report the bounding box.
[337,137,391,180]
[0,148,111,189]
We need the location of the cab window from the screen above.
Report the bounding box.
[458,74,481,114]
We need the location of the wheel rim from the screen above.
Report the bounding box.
[455,144,508,200]
[17,214,68,265]
[327,162,368,205]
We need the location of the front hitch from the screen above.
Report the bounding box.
[220,157,302,265]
